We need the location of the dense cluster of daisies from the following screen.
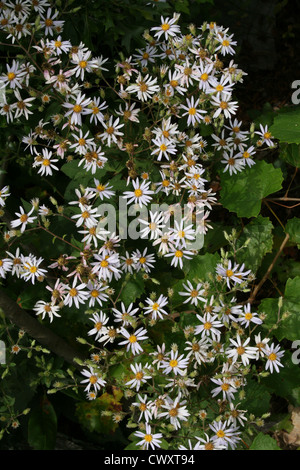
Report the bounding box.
[0,1,282,450]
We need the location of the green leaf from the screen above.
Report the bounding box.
[236,216,273,272]
[250,432,281,450]
[286,218,300,246]
[220,161,283,218]
[185,252,221,280]
[260,277,300,342]
[262,352,300,405]
[243,380,271,416]
[280,143,300,167]
[120,275,145,304]
[270,107,300,144]
[28,398,57,450]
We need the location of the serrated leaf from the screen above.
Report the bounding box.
[286,218,300,246]
[220,161,283,218]
[270,106,300,144]
[260,277,300,342]
[250,432,281,450]
[280,143,300,167]
[120,275,145,304]
[236,216,273,272]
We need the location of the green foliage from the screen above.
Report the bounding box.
[270,107,300,144]
[220,161,283,218]
[260,277,300,342]
[27,397,57,450]
[250,432,281,450]
[236,216,274,273]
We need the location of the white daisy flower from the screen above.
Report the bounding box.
[80,366,106,393]
[179,280,205,306]
[87,311,109,340]
[11,205,36,233]
[139,211,165,240]
[164,246,193,269]
[181,96,207,127]
[33,300,61,323]
[63,278,89,309]
[263,343,284,373]
[100,116,124,147]
[0,257,12,278]
[143,294,169,320]
[194,312,223,341]
[119,326,148,355]
[159,395,190,430]
[112,302,139,326]
[150,15,181,40]
[238,303,263,328]
[226,335,258,366]
[161,349,189,376]
[126,73,160,102]
[210,377,237,402]
[132,394,153,423]
[125,362,152,391]
[21,255,47,284]
[123,178,154,208]
[210,420,241,450]
[134,423,162,450]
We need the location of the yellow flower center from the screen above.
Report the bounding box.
[78,138,86,146]
[20,214,28,223]
[144,434,153,442]
[42,159,50,166]
[106,126,114,135]
[69,288,78,297]
[268,353,277,361]
[89,375,98,384]
[73,104,82,113]
[45,18,53,27]
[139,256,146,264]
[134,188,143,198]
[135,372,144,380]
[100,260,109,268]
[188,107,196,115]
[7,72,16,81]
[79,60,88,69]
[221,383,230,391]
[237,346,245,355]
[226,269,234,278]
[200,73,209,81]
[139,82,148,92]
[91,290,99,298]
[161,23,170,31]
[54,40,62,48]
[129,335,137,344]
[216,430,225,438]
[204,322,212,330]
[169,359,178,368]
[245,312,253,321]
[175,250,183,258]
